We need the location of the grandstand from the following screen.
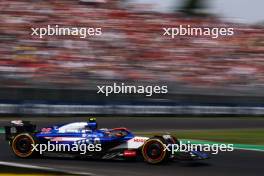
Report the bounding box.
[0,0,264,115]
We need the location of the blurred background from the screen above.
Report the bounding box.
[0,0,264,116]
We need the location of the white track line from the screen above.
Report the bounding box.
[0,161,99,176]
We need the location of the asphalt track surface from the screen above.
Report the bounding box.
[1,117,264,130]
[0,117,264,176]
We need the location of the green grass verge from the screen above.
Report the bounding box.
[135,129,264,145]
[0,127,4,134]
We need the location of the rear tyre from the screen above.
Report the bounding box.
[11,133,37,158]
[141,137,169,164]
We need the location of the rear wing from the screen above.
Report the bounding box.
[4,120,36,141]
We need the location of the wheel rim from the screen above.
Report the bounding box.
[142,139,166,164]
[15,137,32,153]
[146,143,163,160]
[12,134,34,157]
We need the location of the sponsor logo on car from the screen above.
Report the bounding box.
[134,138,146,143]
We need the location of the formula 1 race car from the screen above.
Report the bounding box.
[5,118,209,164]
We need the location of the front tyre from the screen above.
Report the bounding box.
[141,138,169,164]
[11,133,37,158]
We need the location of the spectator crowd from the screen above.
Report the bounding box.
[0,0,263,91]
